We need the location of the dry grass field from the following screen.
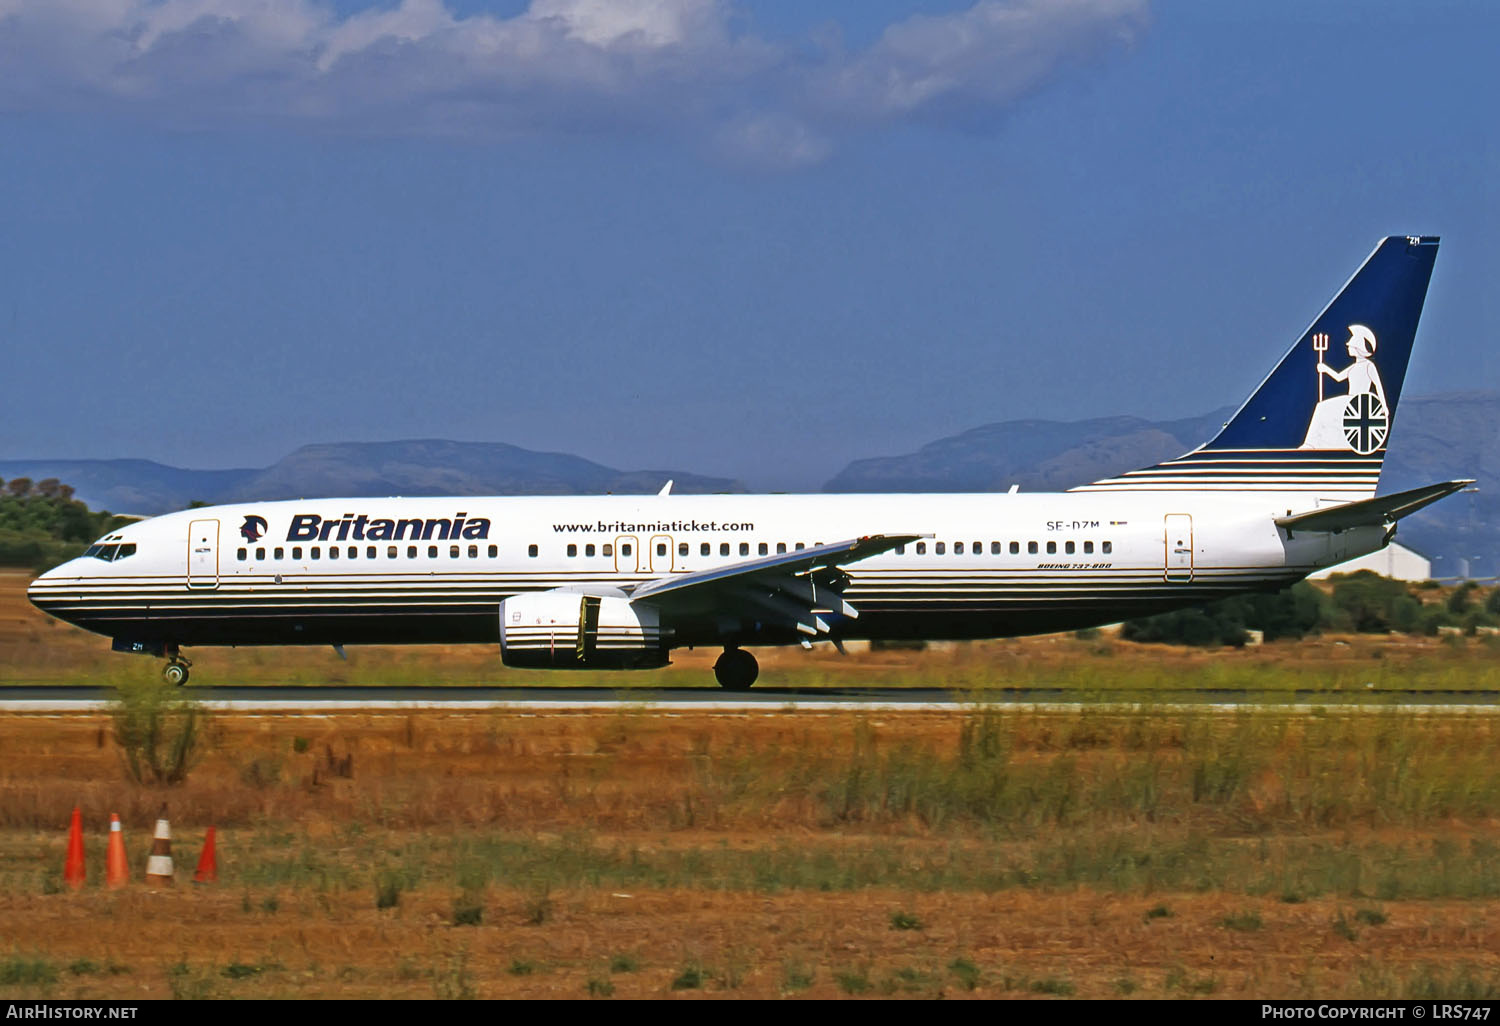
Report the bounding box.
[3,572,1500,999]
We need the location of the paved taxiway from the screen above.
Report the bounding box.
[2,684,1499,714]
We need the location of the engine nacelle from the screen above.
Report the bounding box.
[499,591,668,669]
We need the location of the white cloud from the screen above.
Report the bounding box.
[0,0,1148,165]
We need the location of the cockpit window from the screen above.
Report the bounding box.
[85,542,137,561]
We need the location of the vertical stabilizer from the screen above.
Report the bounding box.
[1073,236,1438,496]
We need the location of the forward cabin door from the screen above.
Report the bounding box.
[1164,514,1194,582]
[187,519,220,590]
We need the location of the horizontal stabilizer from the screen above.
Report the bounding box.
[1274,480,1472,533]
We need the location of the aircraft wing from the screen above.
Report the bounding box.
[628,534,923,637]
[1275,480,1473,533]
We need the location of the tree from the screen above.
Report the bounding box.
[7,477,31,498]
[34,478,61,499]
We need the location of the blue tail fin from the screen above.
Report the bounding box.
[1074,236,1439,497]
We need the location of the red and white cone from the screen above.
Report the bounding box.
[105,814,129,890]
[145,811,174,887]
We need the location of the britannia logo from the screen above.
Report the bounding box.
[240,515,269,543]
[1299,324,1388,454]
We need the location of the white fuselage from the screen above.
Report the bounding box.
[27,490,1383,650]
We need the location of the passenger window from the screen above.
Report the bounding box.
[1027,542,1037,554]
[428,545,438,558]
[1084,541,1094,554]
[489,545,498,558]
[700,543,709,556]
[795,542,805,551]
[468,545,478,558]
[528,545,538,558]
[389,546,398,558]
[954,542,964,554]
[567,544,578,557]
[408,546,417,559]
[367,546,376,559]
[936,542,946,555]
[585,544,595,557]
[329,547,339,560]
[621,544,632,556]
[758,542,768,555]
[720,543,730,556]
[680,542,690,557]
[603,544,613,557]
[256,547,266,561]
[739,543,749,556]
[447,545,457,558]
[973,541,982,553]
[776,543,786,554]
[992,542,1002,555]
[1102,541,1112,554]
[895,544,905,555]
[237,548,247,561]
[347,546,356,558]
[274,547,284,560]
[916,542,927,555]
[311,547,320,559]
[1010,542,1019,555]
[1047,541,1057,554]
[1065,541,1075,555]
[292,547,302,559]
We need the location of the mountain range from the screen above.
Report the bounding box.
[3,393,1493,576]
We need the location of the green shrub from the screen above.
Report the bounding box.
[109,679,210,786]
[1123,583,1325,646]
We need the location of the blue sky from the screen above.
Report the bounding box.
[1,0,1494,490]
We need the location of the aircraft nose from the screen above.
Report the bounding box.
[27,560,76,614]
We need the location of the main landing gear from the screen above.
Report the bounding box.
[713,647,759,691]
[162,646,191,687]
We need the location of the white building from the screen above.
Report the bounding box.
[1311,542,1432,582]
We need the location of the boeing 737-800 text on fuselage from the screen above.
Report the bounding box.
[29,237,1469,689]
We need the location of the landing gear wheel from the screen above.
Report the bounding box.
[713,647,759,691]
[162,661,190,687]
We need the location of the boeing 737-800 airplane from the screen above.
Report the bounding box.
[29,236,1469,689]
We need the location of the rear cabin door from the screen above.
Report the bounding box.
[188,519,220,590]
[1164,514,1194,582]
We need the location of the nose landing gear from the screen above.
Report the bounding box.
[713,647,759,691]
[162,646,191,686]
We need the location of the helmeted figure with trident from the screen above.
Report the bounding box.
[1299,324,1389,452]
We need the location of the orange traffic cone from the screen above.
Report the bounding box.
[193,827,217,884]
[63,807,85,891]
[145,809,174,887]
[105,814,129,889]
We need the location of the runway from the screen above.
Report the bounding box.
[3,683,1499,714]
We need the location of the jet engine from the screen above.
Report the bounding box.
[499,590,667,669]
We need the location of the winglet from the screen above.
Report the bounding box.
[657,480,673,496]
